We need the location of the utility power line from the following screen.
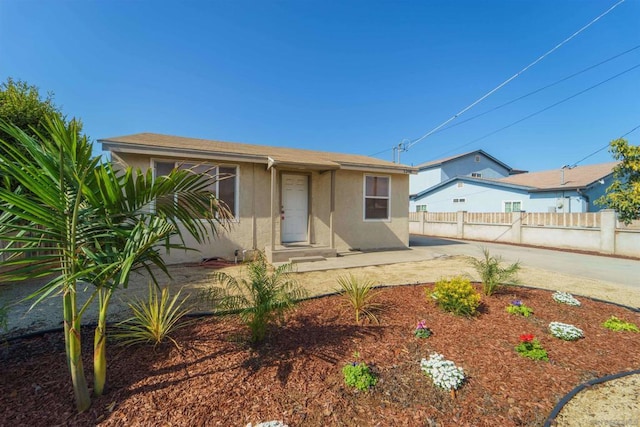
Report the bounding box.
[568,123,640,167]
[404,0,625,151]
[369,43,639,159]
[431,63,640,159]
[428,44,640,136]
[372,0,626,161]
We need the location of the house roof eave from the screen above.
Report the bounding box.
[415,149,514,172]
[411,176,535,201]
[101,141,269,165]
[100,134,416,174]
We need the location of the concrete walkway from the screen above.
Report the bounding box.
[285,235,640,291]
[409,235,640,289]
[3,235,639,338]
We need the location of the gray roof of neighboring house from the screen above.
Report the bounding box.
[496,162,619,192]
[411,162,618,199]
[414,149,515,172]
[100,133,417,174]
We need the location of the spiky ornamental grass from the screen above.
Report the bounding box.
[336,274,382,325]
[115,284,192,348]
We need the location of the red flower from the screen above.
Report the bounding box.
[519,334,534,343]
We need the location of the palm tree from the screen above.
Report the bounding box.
[0,117,228,410]
[209,253,307,343]
[86,162,230,396]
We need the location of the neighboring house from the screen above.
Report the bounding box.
[100,133,417,263]
[409,150,525,211]
[410,162,618,213]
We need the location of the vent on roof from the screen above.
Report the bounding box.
[474,155,481,162]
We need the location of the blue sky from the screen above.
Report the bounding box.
[1,0,638,172]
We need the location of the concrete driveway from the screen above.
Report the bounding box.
[409,235,640,289]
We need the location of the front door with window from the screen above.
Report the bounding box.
[281,174,308,243]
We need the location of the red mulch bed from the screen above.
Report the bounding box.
[1,284,639,426]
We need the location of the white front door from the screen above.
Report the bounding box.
[282,174,308,243]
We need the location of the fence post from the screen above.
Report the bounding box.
[457,211,465,239]
[512,211,522,244]
[599,209,616,254]
[421,211,427,235]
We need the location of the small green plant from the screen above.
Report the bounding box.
[506,300,533,317]
[206,252,307,343]
[420,353,465,392]
[414,319,432,338]
[342,353,377,391]
[115,284,192,348]
[603,316,639,332]
[515,334,548,361]
[430,276,481,317]
[336,274,382,324]
[549,321,584,341]
[552,291,581,306]
[469,248,520,296]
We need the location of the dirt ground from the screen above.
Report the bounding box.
[2,254,639,338]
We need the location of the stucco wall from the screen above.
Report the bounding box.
[615,229,640,257]
[112,152,410,263]
[114,152,265,263]
[521,227,601,252]
[332,170,409,251]
[410,210,639,258]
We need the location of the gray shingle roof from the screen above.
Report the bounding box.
[100,133,417,174]
[495,162,618,190]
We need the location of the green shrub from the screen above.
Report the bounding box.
[115,284,192,348]
[205,252,307,343]
[430,276,481,316]
[603,316,639,332]
[515,335,548,361]
[506,300,533,317]
[469,248,520,296]
[342,361,377,391]
[336,274,382,324]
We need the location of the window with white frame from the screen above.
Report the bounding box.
[471,172,482,178]
[453,198,466,203]
[503,201,522,213]
[364,175,390,220]
[153,160,238,218]
[416,204,428,212]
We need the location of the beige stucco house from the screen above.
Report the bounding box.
[100,133,417,263]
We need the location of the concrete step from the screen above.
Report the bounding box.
[289,256,326,264]
[265,245,337,263]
